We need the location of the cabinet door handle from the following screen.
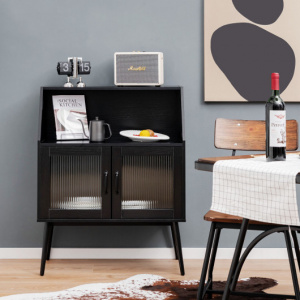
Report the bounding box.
[115,171,119,194]
[104,171,108,194]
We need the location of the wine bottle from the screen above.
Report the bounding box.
[266,73,286,161]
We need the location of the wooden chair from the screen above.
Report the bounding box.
[197,118,299,299]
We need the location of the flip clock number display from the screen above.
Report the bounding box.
[57,57,91,87]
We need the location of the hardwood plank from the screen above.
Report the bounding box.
[204,210,280,225]
[214,118,298,151]
[0,259,296,296]
[198,155,255,164]
[197,151,300,165]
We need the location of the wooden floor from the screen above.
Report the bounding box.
[0,259,297,297]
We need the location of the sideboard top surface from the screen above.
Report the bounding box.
[41,86,181,91]
[39,86,184,144]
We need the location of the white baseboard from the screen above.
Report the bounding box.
[0,248,291,259]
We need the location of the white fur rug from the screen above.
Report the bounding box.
[0,274,195,300]
[0,274,278,300]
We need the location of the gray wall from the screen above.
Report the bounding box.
[0,0,297,249]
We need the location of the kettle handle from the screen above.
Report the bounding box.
[78,119,89,138]
[104,123,112,139]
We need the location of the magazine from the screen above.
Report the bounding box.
[52,95,89,140]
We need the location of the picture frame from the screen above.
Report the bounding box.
[204,0,300,102]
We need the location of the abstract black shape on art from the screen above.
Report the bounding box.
[211,23,295,102]
[232,0,284,25]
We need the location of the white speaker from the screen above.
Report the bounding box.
[114,52,164,86]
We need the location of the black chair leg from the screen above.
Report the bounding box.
[291,229,300,272]
[171,223,178,260]
[207,227,221,298]
[222,218,249,300]
[197,223,216,299]
[284,230,300,300]
[40,222,52,276]
[46,223,54,261]
[171,222,185,276]
[197,223,221,300]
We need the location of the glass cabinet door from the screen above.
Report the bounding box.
[38,146,111,220]
[121,155,174,210]
[112,146,184,220]
[50,154,102,210]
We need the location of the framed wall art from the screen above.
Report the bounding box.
[204,0,300,102]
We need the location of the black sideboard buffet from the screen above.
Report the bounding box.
[38,86,185,275]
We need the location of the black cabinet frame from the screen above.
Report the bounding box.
[38,146,112,220]
[111,146,185,220]
[38,86,185,276]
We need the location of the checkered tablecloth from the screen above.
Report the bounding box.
[211,154,300,226]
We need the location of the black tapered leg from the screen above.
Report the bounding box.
[171,222,185,276]
[171,223,178,260]
[197,222,217,300]
[207,227,221,298]
[40,222,52,276]
[284,230,300,300]
[222,218,249,300]
[46,223,54,261]
[291,230,300,272]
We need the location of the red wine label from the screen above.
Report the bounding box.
[269,110,286,147]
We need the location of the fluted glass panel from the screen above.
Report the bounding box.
[121,155,174,210]
[50,155,102,209]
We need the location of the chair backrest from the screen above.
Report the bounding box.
[214,118,298,152]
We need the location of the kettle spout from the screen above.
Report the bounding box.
[78,119,89,138]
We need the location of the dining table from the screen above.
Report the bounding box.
[195,153,300,300]
[195,153,300,183]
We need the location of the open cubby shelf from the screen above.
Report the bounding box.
[39,86,184,143]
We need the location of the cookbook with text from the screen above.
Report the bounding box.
[52,95,89,140]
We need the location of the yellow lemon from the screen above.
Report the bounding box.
[139,130,151,137]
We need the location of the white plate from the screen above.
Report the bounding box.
[119,130,170,142]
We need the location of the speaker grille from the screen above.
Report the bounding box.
[116,54,159,84]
